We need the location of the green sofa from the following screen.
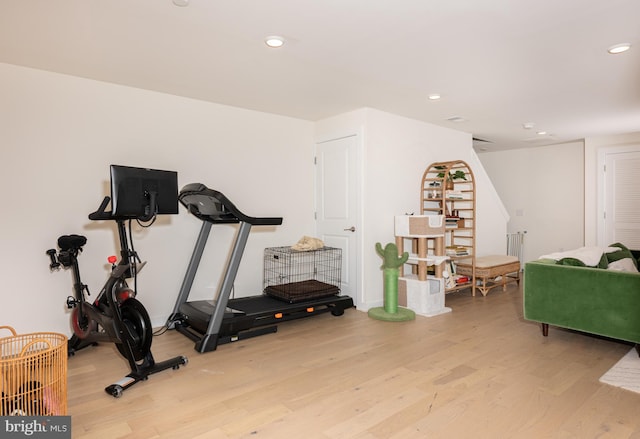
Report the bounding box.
[523,249,640,344]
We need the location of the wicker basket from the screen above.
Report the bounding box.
[0,326,67,416]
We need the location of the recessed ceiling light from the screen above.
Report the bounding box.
[428,94,441,100]
[608,43,631,54]
[265,36,285,48]
[446,116,467,123]
[536,131,547,135]
[522,122,535,130]
[172,0,189,6]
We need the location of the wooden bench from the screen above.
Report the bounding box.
[456,255,520,296]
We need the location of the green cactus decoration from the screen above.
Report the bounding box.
[376,242,409,270]
[368,242,415,322]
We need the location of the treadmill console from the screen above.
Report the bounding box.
[178,183,282,226]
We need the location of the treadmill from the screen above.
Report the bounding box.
[167,183,354,353]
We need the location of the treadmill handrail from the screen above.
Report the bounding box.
[179,183,283,226]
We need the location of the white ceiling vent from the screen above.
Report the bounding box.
[473,137,493,151]
[523,135,557,145]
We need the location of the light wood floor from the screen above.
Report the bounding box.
[67,282,640,438]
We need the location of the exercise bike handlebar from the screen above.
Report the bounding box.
[88,196,113,221]
[46,249,60,270]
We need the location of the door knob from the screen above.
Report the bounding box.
[343,226,356,232]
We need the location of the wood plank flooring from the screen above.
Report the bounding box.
[67,282,640,438]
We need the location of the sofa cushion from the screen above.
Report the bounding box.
[596,253,609,269]
[606,242,638,269]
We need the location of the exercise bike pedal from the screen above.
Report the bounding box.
[66,296,80,309]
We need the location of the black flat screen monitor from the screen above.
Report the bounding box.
[110,165,178,220]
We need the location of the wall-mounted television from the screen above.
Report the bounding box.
[110,165,178,220]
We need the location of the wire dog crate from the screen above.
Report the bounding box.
[0,326,67,416]
[263,246,342,303]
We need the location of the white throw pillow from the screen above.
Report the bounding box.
[607,258,639,272]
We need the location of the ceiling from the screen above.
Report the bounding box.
[1,1,639,151]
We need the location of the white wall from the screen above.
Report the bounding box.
[469,150,510,258]
[478,141,585,261]
[480,133,640,260]
[0,62,515,332]
[0,63,315,334]
[317,108,508,310]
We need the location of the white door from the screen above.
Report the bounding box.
[315,135,359,306]
[604,149,640,249]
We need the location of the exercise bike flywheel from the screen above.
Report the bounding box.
[117,298,153,361]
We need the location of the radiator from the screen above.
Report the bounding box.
[506,232,526,267]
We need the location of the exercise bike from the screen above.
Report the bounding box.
[47,195,187,398]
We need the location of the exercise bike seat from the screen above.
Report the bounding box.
[58,234,87,252]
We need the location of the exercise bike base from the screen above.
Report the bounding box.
[105,355,188,398]
[67,334,100,356]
